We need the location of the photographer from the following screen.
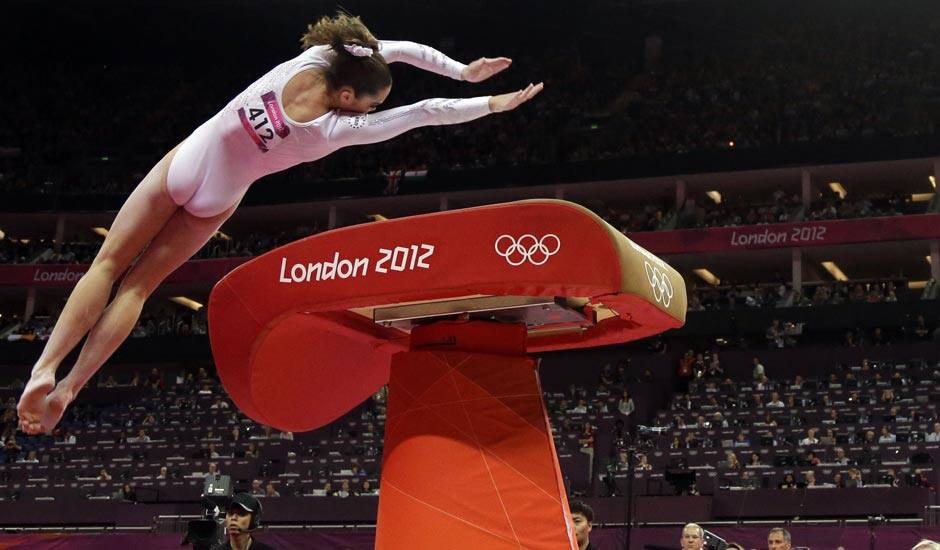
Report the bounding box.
[211,493,274,550]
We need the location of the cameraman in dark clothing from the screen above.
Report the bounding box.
[570,500,599,550]
[211,493,275,550]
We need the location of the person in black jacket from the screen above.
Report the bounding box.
[569,500,598,550]
[211,493,275,550]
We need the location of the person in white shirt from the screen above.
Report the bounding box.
[752,357,766,382]
[926,423,940,443]
[17,11,543,436]
[799,428,819,446]
[878,426,897,444]
[767,392,785,408]
[618,390,635,416]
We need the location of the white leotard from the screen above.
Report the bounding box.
[166,41,492,218]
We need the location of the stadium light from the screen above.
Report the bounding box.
[909,280,929,289]
[92,227,109,238]
[828,182,847,199]
[912,193,934,202]
[693,268,721,285]
[927,255,933,265]
[930,175,936,189]
[705,191,722,204]
[821,261,848,281]
[0,229,5,240]
[368,214,389,221]
[169,297,204,311]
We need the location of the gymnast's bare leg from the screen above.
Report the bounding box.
[36,202,236,433]
[17,146,181,432]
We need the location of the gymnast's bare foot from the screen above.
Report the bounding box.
[39,385,75,435]
[17,369,56,434]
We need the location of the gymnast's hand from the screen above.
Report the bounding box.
[489,82,544,113]
[461,57,512,83]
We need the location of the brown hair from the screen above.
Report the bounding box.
[300,11,392,97]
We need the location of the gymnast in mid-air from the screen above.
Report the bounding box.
[17,12,543,434]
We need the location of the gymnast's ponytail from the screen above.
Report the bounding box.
[300,11,392,97]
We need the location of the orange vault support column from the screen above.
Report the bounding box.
[378,322,575,549]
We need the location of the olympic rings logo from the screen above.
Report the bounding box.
[644,260,674,307]
[494,234,561,266]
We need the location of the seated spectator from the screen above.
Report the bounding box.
[756,413,777,427]
[356,480,377,496]
[203,462,220,480]
[147,368,164,391]
[705,354,723,378]
[778,473,798,489]
[926,423,940,443]
[712,412,729,428]
[17,450,40,464]
[878,426,897,444]
[831,472,846,488]
[767,392,785,408]
[748,453,764,467]
[618,390,635,416]
[210,396,230,410]
[578,423,595,451]
[723,451,741,470]
[912,469,936,490]
[733,432,751,447]
[846,468,864,488]
[264,482,280,498]
[336,479,351,499]
[799,428,819,446]
[113,482,137,502]
[636,453,653,471]
[569,400,588,414]
[805,451,821,467]
[157,466,168,479]
[881,388,896,403]
[98,468,112,481]
[318,481,334,497]
[250,479,265,496]
[803,470,818,488]
[738,470,760,490]
[128,428,151,443]
[883,468,900,487]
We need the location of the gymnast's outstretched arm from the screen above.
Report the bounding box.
[324,83,543,149]
[378,40,512,83]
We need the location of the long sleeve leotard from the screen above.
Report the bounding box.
[166,41,492,218]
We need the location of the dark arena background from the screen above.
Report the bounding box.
[2,0,940,548]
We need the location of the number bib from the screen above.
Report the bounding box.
[237,91,291,153]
